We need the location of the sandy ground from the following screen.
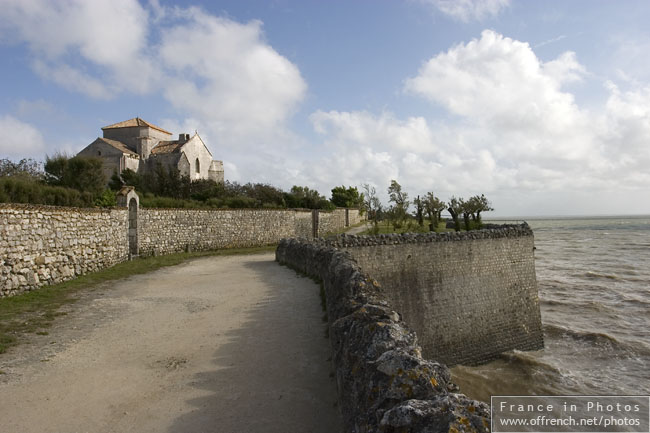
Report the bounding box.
[0,253,341,433]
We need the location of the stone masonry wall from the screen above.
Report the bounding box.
[317,208,347,238]
[276,238,491,433]
[325,226,544,367]
[0,204,128,297]
[1,203,355,297]
[138,208,314,255]
[347,208,362,226]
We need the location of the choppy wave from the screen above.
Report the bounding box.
[584,271,620,280]
[544,324,650,357]
[456,217,650,400]
[496,350,562,373]
[540,298,614,314]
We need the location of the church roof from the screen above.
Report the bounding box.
[150,140,183,155]
[101,117,172,135]
[96,137,138,156]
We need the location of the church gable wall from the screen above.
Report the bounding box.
[178,137,214,180]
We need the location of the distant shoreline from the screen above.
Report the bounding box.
[486,214,650,221]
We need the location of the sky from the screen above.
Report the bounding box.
[1,0,650,217]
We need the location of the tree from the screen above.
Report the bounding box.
[423,192,446,231]
[0,158,43,180]
[330,185,364,208]
[387,180,409,228]
[109,168,143,191]
[447,196,463,232]
[469,194,494,226]
[413,195,424,226]
[362,184,382,228]
[285,186,334,209]
[241,183,286,208]
[460,197,472,231]
[45,154,106,197]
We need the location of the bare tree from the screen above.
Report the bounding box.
[362,184,382,228]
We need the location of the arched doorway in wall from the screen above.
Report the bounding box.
[128,197,138,257]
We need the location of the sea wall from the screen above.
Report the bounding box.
[276,238,491,433]
[1,202,363,297]
[327,226,544,366]
[0,204,128,297]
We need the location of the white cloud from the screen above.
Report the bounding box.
[32,60,113,100]
[0,0,308,176]
[158,10,307,143]
[404,30,598,165]
[423,0,510,22]
[15,99,57,117]
[311,110,435,154]
[602,82,650,172]
[405,30,586,129]
[0,115,45,158]
[0,0,155,97]
[301,30,650,215]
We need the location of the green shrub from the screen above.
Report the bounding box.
[0,177,95,207]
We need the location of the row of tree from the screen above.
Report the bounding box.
[1,157,366,211]
[362,180,493,232]
[2,159,490,230]
[0,157,111,207]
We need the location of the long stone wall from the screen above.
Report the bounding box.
[316,208,363,237]
[327,226,544,366]
[0,202,363,297]
[317,208,346,237]
[0,204,128,297]
[276,238,491,433]
[347,208,362,226]
[138,208,314,255]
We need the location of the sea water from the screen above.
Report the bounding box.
[451,216,650,402]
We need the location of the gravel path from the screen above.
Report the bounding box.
[0,253,341,433]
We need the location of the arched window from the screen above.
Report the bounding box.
[195,158,200,175]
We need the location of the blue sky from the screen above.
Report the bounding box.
[1,0,650,216]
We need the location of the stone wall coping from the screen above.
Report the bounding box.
[0,202,319,214]
[139,206,314,213]
[314,223,532,248]
[0,203,123,213]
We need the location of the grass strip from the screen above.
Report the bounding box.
[0,245,276,354]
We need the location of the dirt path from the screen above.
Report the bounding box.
[344,221,370,235]
[0,253,341,433]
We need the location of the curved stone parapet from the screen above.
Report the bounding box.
[276,237,492,433]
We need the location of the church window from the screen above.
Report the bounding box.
[195,158,200,174]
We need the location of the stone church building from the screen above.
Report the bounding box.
[77,117,224,183]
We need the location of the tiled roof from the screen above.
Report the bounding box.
[101,117,172,135]
[98,138,138,156]
[150,140,183,155]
